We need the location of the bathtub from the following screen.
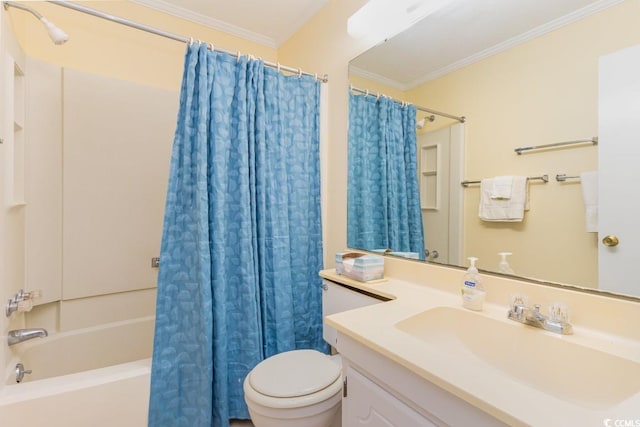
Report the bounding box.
[0,316,154,427]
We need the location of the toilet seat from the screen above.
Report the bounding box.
[245,349,342,409]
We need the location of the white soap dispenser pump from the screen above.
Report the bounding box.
[461,257,485,311]
[497,252,514,274]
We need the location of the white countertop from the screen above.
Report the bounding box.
[320,269,640,427]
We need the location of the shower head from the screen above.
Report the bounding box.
[40,17,69,45]
[3,1,69,45]
[416,115,435,129]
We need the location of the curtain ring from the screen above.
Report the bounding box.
[298,68,303,78]
[314,73,318,81]
[188,37,193,46]
[237,51,241,62]
[365,89,369,97]
[208,43,214,51]
[277,62,281,72]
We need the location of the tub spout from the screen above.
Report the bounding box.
[7,328,48,346]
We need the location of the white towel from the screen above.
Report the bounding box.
[490,176,513,200]
[580,171,598,232]
[479,176,528,222]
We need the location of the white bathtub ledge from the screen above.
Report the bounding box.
[0,358,151,406]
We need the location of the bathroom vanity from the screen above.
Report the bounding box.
[339,332,505,426]
[320,266,640,427]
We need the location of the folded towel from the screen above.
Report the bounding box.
[580,171,598,232]
[479,176,528,222]
[491,176,514,200]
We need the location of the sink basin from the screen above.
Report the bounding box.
[395,306,640,408]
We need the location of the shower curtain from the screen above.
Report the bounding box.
[149,43,325,427]
[347,93,425,258]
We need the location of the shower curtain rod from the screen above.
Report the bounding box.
[43,1,328,83]
[350,85,465,123]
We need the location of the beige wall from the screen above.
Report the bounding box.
[1,0,392,351]
[279,0,373,266]
[405,1,640,287]
[293,0,640,289]
[4,0,279,335]
[6,0,636,331]
[15,1,277,91]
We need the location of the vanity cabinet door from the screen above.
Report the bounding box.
[344,365,439,427]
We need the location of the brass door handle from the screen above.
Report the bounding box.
[602,235,619,247]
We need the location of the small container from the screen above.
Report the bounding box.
[335,252,384,281]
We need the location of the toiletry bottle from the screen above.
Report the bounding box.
[461,257,485,311]
[497,252,514,274]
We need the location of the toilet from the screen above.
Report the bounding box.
[243,280,381,427]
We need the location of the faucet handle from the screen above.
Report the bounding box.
[15,363,32,383]
[5,289,41,317]
[23,289,42,301]
[17,299,33,313]
[549,302,570,323]
[509,293,528,308]
[508,302,526,321]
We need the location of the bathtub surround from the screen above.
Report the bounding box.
[149,43,325,427]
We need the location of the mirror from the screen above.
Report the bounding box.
[348,0,640,297]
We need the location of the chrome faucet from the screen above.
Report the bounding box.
[508,303,573,335]
[7,328,48,346]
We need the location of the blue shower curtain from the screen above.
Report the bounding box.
[347,93,425,258]
[149,43,325,427]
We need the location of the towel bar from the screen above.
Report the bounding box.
[514,137,597,155]
[461,174,549,187]
[556,174,581,182]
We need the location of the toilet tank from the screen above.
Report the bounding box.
[322,279,386,348]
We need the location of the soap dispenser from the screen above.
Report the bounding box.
[461,257,485,311]
[497,252,514,274]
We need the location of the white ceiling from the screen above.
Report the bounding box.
[130,0,331,48]
[350,0,625,89]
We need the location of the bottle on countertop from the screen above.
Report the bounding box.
[461,257,485,311]
[497,252,514,274]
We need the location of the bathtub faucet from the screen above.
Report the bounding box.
[7,328,48,346]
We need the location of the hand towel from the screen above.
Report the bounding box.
[479,176,528,222]
[490,176,514,200]
[580,171,598,232]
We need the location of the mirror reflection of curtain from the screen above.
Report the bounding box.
[347,92,425,259]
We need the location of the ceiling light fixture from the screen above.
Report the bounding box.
[348,0,452,43]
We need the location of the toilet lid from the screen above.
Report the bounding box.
[249,349,341,398]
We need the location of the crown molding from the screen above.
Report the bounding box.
[407,0,625,88]
[349,65,408,91]
[129,0,278,48]
[352,0,624,90]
